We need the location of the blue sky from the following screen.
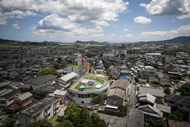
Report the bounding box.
[0,0,190,42]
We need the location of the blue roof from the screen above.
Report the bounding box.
[120,76,130,80]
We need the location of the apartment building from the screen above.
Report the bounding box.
[0,89,20,109]
[18,96,60,127]
[27,47,49,56]
[67,65,83,75]
[157,55,171,64]
[140,66,155,83]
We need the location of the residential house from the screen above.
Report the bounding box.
[0,89,20,109]
[167,94,190,122]
[157,72,171,87]
[7,92,33,113]
[110,70,120,79]
[106,79,129,110]
[138,86,164,104]
[18,96,60,127]
[24,75,56,90]
[136,93,163,118]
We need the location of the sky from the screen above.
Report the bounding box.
[0,0,190,43]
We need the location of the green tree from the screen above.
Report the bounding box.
[169,110,183,121]
[57,57,62,64]
[134,76,139,83]
[64,104,81,122]
[164,87,171,94]
[153,79,160,85]
[119,105,128,112]
[56,120,74,127]
[53,64,60,70]
[37,67,56,76]
[0,118,17,127]
[39,91,47,98]
[181,83,190,96]
[70,80,75,85]
[27,119,53,127]
[146,118,164,127]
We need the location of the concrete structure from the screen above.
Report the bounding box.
[56,72,78,86]
[24,75,56,90]
[0,89,20,109]
[103,52,114,58]
[69,76,109,104]
[157,55,171,64]
[53,90,68,104]
[140,66,155,83]
[18,96,60,127]
[27,47,49,56]
[67,65,83,75]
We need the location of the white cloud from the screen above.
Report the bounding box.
[12,23,20,29]
[123,28,128,31]
[125,34,134,38]
[176,25,190,34]
[111,34,115,37]
[134,16,151,24]
[120,35,124,37]
[96,21,110,26]
[0,10,37,25]
[139,3,147,7]
[33,14,105,40]
[0,0,128,25]
[140,0,190,19]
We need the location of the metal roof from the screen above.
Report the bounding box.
[60,72,78,82]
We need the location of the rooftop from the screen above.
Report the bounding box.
[70,65,81,68]
[139,86,163,97]
[60,72,78,82]
[15,92,32,101]
[25,74,56,86]
[20,96,59,116]
[54,89,67,96]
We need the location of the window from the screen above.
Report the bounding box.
[177,104,183,108]
[186,105,189,109]
[169,101,174,104]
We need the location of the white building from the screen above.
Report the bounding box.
[56,72,78,86]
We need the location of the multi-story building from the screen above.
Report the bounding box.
[157,55,171,64]
[0,89,20,109]
[18,96,60,127]
[27,47,49,56]
[75,57,88,72]
[67,65,83,75]
[140,66,155,83]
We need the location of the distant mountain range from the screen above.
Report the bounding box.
[0,36,190,44]
[75,40,109,44]
[135,36,190,44]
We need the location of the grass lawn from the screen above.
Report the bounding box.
[49,111,61,126]
[75,82,82,90]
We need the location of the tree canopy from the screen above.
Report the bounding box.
[181,83,190,96]
[27,119,53,127]
[37,67,56,76]
[164,87,171,94]
[153,79,160,85]
[169,110,183,121]
[63,104,106,127]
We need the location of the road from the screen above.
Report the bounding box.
[128,75,137,113]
